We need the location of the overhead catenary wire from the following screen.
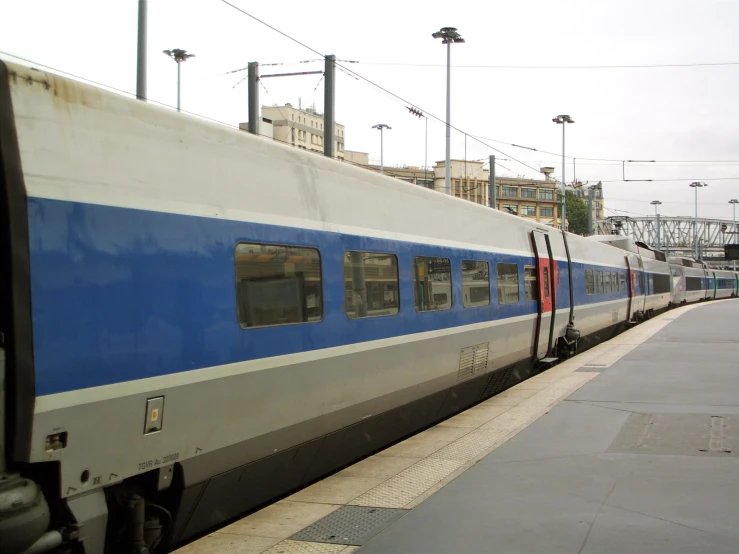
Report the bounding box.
[218,0,544,177]
[351,60,739,70]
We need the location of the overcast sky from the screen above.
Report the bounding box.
[3,0,739,220]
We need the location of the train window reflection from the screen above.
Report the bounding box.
[497,263,519,304]
[524,265,538,301]
[596,270,604,294]
[235,242,322,328]
[414,257,452,311]
[585,269,595,295]
[619,273,626,292]
[344,251,399,319]
[653,273,671,294]
[604,272,611,294]
[462,260,490,308]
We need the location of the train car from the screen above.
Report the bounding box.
[711,268,736,299]
[668,257,707,305]
[586,236,672,320]
[0,61,695,554]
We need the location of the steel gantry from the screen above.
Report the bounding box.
[595,216,739,262]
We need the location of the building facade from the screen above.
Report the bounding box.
[241,104,346,160]
[366,160,568,228]
[362,160,606,232]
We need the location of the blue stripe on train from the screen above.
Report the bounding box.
[29,197,631,396]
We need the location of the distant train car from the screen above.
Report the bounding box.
[668,257,707,305]
[0,61,734,554]
[712,268,737,299]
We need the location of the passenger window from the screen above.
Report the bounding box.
[605,272,612,293]
[235,243,322,328]
[497,263,519,304]
[619,273,626,292]
[596,270,604,294]
[462,260,490,308]
[414,257,452,312]
[524,265,538,301]
[344,251,399,319]
[585,269,595,295]
[543,267,550,298]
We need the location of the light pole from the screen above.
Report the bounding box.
[689,182,707,260]
[552,115,575,231]
[650,200,662,250]
[432,27,465,196]
[163,49,195,112]
[371,124,391,173]
[730,199,738,270]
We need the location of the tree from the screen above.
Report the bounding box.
[558,190,590,235]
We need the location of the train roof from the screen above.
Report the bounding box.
[587,235,666,262]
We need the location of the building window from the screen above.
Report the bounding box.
[497,263,519,304]
[521,206,536,216]
[521,188,536,199]
[235,242,322,328]
[462,260,490,307]
[540,207,554,217]
[524,265,538,301]
[502,186,518,198]
[596,270,604,293]
[414,257,452,312]
[344,251,399,319]
[540,189,554,200]
[585,269,595,295]
[502,204,518,215]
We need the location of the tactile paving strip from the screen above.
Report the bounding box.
[289,505,407,546]
[349,458,465,508]
[263,539,349,553]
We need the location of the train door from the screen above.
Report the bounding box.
[703,269,709,299]
[634,256,647,314]
[531,230,555,359]
[625,256,635,321]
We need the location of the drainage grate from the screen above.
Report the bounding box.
[289,505,407,546]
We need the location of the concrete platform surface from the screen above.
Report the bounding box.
[357,300,739,554]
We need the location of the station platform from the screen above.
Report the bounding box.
[175,300,739,554]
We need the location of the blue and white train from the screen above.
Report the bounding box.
[0,61,737,554]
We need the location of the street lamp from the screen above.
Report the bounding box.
[730,198,738,270]
[650,200,662,250]
[689,182,707,260]
[552,115,575,231]
[432,27,465,196]
[371,124,391,173]
[163,48,195,112]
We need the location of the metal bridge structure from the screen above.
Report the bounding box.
[595,216,739,265]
